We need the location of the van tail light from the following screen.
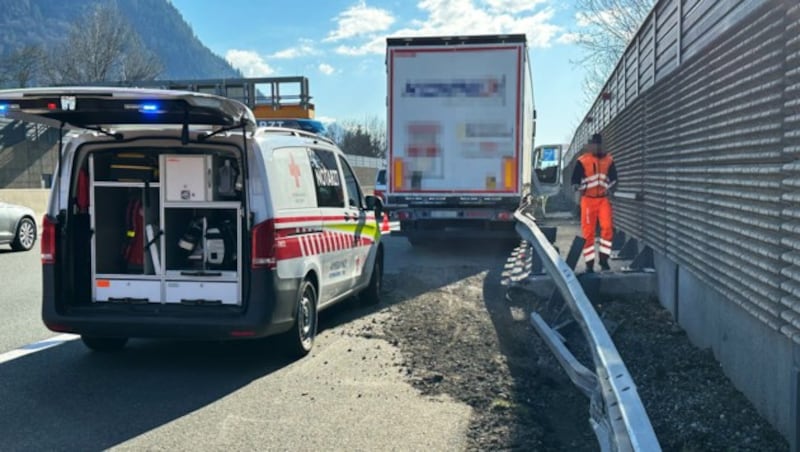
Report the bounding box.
[251,219,277,269]
[41,215,57,264]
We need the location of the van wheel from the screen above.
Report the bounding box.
[361,256,382,306]
[11,217,36,251]
[81,336,128,352]
[281,280,318,358]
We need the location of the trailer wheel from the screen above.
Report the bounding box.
[281,279,318,358]
[81,336,128,353]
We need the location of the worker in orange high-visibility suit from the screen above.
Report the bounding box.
[571,133,618,273]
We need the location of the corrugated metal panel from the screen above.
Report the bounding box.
[639,16,656,91]
[655,0,679,81]
[566,0,800,343]
[780,2,800,344]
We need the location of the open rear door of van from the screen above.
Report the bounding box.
[0,87,256,130]
[2,88,258,317]
[0,87,257,217]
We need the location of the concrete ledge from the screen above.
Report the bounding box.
[515,271,657,302]
[0,189,49,218]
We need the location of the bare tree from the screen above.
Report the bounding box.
[334,116,386,158]
[46,4,161,84]
[119,38,162,82]
[573,0,655,103]
[0,44,45,88]
[319,116,388,157]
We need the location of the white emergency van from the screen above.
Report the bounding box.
[0,87,384,357]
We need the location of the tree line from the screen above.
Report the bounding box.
[0,4,161,88]
[325,117,387,159]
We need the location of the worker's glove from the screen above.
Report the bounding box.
[571,184,581,193]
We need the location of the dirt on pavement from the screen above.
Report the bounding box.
[372,241,596,451]
[365,239,789,451]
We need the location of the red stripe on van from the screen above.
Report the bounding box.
[273,230,375,262]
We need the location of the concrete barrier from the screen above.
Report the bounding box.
[0,189,49,218]
[0,186,379,218]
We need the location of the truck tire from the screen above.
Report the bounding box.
[81,336,128,352]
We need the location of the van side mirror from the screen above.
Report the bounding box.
[364,195,384,218]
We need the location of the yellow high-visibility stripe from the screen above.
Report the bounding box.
[326,221,381,241]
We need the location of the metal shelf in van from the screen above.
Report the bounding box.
[164,270,238,281]
[95,273,162,280]
[92,181,161,188]
[161,201,242,209]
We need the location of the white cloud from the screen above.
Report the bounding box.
[485,0,547,13]
[332,0,567,57]
[225,49,275,77]
[316,116,337,124]
[334,35,385,56]
[325,1,395,42]
[318,63,336,75]
[270,39,318,59]
[556,32,581,44]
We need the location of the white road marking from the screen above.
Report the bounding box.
[0,334,79,365]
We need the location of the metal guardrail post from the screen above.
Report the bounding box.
[515,205,660,452]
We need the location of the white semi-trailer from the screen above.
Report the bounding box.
[385,34,534,245]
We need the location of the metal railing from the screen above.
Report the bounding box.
[514,204,660,452]
[565,0,800,345]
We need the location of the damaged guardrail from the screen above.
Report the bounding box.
[514,205,660,452]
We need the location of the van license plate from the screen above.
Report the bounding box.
[430,210,458,218]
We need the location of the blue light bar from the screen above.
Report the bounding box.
[140,103,160,113]
[0,104,8,112]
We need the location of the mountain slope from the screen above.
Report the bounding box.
[0,0,240,80]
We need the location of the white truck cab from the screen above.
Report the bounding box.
[0,87,384,357]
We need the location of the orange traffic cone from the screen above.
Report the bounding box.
[381,214,391,234]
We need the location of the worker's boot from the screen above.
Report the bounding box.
[585,260,595,274]
[599,255,611,272]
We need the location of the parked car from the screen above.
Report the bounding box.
[0,202,37,251]
[0,87,384,357]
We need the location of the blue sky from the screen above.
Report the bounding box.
[170,0,588,145]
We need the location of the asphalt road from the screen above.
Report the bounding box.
[0,236,509,452]
[0,245,53,354]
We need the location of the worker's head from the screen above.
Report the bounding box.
[588,133,604,156]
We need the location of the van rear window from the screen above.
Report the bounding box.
[376,169,386,185]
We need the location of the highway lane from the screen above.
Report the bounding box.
[0,236,501,451]
[0,246,53,354]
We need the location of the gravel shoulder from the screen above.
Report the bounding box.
[379,240,596,451]
[587,296,788,451]
[377,237,788,451]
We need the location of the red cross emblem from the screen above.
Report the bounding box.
[289,155,301,188]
